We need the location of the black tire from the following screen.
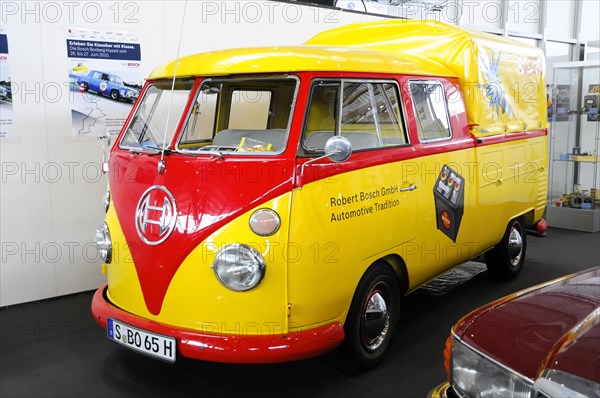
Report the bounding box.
[81,82,89,91]
[110,90,119,100]
[485,217,527,280]
[344,263,401,370]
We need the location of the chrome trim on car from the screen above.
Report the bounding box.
[135,185,178,246]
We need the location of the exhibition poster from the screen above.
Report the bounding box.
[0,32,12,139]
[67,27,142,137]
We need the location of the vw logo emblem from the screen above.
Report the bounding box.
[135,186,177,245]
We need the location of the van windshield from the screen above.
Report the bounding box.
[120,80,194,152]
[177,77,298,155]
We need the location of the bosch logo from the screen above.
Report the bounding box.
[441,210,451,230]
[135,186,177,245]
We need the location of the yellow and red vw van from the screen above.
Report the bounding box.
[92,20,548,369]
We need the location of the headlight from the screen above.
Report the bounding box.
[212,243,265,291]
[535,370,600,398]
[249,209,280,236]
[104,191,111,213]
[95,222,112,264]
[451,337,533,398]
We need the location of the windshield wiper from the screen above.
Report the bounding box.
[142,144,175,155]
[141,144,201,158]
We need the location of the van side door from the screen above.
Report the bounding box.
[288,78,418,329]
[398,76,479,286]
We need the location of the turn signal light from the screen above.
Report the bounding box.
[443,334,453,381]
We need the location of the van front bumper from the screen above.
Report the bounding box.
[91,285,345,363]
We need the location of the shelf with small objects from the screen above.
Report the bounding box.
[547,61,600,232]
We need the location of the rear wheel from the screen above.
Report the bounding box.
[485,217,527,280]
[344,263,400,370]
[81,82,89,91]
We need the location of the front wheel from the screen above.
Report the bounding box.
[344,263,400,370]
[110,90,119,100]
[485,217,527,280]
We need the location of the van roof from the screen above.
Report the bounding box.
[307,20,548,135]
[149,20,547,135]
[148,45,456,79]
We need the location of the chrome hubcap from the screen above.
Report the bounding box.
[508,225,523,267]
[362,290,389,351]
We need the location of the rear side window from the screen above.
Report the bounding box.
[303,80,406,152]
[409,81,451,142]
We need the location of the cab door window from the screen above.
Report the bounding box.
[303,80,406,152]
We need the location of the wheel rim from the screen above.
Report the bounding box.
[111,91,118,99]
[507,224,524,267]
[361,287,390,351]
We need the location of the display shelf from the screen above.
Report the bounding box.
[547,61,600,232]
[553,159,600,163]
[546,206,600,232]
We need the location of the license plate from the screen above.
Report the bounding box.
[107,318,176,362]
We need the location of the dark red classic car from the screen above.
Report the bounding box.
[431,267,600,398]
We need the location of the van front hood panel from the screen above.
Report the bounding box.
[109,152,294,315]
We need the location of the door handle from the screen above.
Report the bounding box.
[400,183,418,192]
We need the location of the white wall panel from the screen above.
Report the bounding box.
[507,0,540,35]
[546,0,576,41]
[580,0,600,42]
[460,0,503,31]
[0,21,56,305]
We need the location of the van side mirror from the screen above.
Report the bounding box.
[97,128,111,174]
[299,136,352,186]
[98,130,111,148]
[324,136,352,163]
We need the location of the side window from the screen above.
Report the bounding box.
[303,81,406,152]
[304,83,339,150]
[371,83,406,146]
[340,82,380,149]
[409,81,451,142]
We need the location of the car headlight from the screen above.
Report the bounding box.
[535,369,600,398]
[212,243,265,292]
[104,191,111,213]
[249,209,280,236]
[451,337,533,398]
[95,222,112,264]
